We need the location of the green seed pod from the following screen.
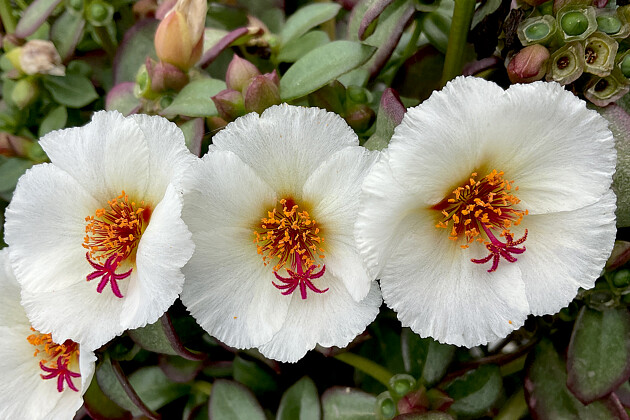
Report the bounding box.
[376,391,397,420]
[538,0,554,16]
[556,6,597,42]
[546,41,584,84]
[617,50,630,80]
[517,15,558,46]
[583,32,618,77]
[613,269,630,288]
[596,9,630,39]
[388,374,416,398]
[85,0,114,26]
[584,70,630,106]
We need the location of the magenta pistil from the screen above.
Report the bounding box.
[39,356,81,392]
[86,253,132,298]
[471,224,528,272]
[273,261,328,299]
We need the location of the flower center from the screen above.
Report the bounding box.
[254,198,327,299]
[432,170,529,271]
[27,328,80,393]
[83,191,150,297]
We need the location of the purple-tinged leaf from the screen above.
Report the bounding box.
[14,0,63,38]
[358,0,396,40]
[113,19,159,84]
[606,241,630,271]
[462,56,501,76]
[364,88,406,151]
[614,382,630,407]
[526,338,630,419]
[51,10,85,61]
[567,307,630,404]
[199,27,249,69]
[179,118,205,157]
[161,78,226,118]
[158,355,204,383]
[83,376,132,420]
[106,82,141,116]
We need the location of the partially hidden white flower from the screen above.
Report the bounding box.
[19,40,65,76]
[180,104,382,362]
[0,248,96,420]
[355,77,617,347]
[5,111,195,350]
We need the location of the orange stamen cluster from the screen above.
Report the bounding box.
[254,198,325,271]
[83,191,150,263]
[27,328,79,368]
[433,170,528,248]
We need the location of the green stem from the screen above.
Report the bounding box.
[495,388,529,420]
[401,17,423,62]
[0,0,16,34]
[440,0,476,86]
[334,352,393,387]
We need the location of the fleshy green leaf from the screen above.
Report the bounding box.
[233,356,278,396]
[280,3,341,45]
[445,364,502,417]
[401,329,454,386]
[321,387,376,420]
[105,82,141,116]
[114,19,158,84]
[0,157,34,198]
[128,318,179,356]
[525,339,629,419]
[95,356,143,417]
[567,307,630,403]
[277,377,321,420]
[278,31,330,63]
[51,9,86,61]
[420,2,453,54]
[280,41,376,101]
[42,73,98,108]
[364,88,406,151]
[128,366,191,411]
[14,0,63,38]
[38,105,67,137]
[83,376,132,420]
[209,380,266,420]
[179,118,205,156]
[161,78,227,117]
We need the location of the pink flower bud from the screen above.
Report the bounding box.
[507,45,551,84]
[154,0,206,70]
[212,89,245,121]
[225,55,261,93]
[244,75,281,114]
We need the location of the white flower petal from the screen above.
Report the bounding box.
[129,113,196,203]
[181,227,290,348]
[121,184,194,328]
[378,210,530,347]
[302,146,378,301]
[519,190,617,315]
[0,249,28,327]
[211,104,359,196]
[5,164,99,293]
[39,110,150,200]
[258,280,382,363]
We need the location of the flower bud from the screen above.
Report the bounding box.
[243,75,281,114]
[154,0,207,70]
[388,374,416,398]
[212,89,245,121]
[263,70,280,87]
[19,40,65,76]
[207,116,228,132]
[508,45,550,83]
[583,32,618,77]
[517,15,558,46]
[145,58,189,92]
[344,104,375,133]
[0,132,31,157]
[397,389,429,415]
[546,42,584,84]
[85,0,114,26]
[225,55,261,93]
[346,85,369,104]
[11,78,39,109]
[584,70,630,106]
[135,64,158,99]
[426,388,454,411]
[376,391,396,420]
[557,6,597,41]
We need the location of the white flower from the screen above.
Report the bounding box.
[355,77,617,347]
[0,248,96,420]
[5,111,195,350]
[180,104,382,362]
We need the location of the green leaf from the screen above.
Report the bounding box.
[280,41,376,101]
[280,3,341,45]
[105,82,141,117]
[51,9,86,61]
[233,356,278,396]
[420,4,453,54]
[445,364,502,417]
[209,380,266,420]
[321,387,376,420]
[95,355,143,417]
[401,328,454,386]
[277,377,321,420]
[179,118,205,156]
[161,78,227,117]
[14,0,62,38]
[394,413,454,420]
[278,31,330,63]
[83,376,131,420]
[42,73,98,108]
[114,19,158,84]
[38,106,67,137]
[567,307,630,403]
[128,366,191,411]
[128,318,179,356]
[0,157,33,197]
[526,339,628,419]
